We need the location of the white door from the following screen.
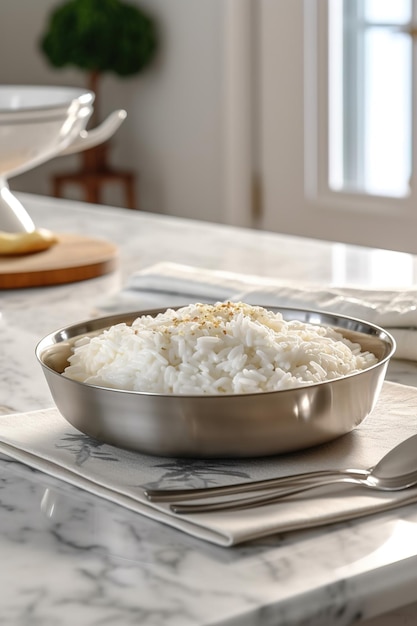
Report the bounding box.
[258,0,417,254]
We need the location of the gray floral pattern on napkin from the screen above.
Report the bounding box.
[142,459,251,491]
[56,432,251,491]
[56,433,120,466]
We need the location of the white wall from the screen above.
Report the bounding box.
[0,0,240,224]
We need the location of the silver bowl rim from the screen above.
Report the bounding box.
[35,305,396,400]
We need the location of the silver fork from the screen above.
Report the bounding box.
[158,469,417,514]
[144,433,417,514]
[144,468,367,503]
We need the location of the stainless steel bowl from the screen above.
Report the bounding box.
[36,307,395,458]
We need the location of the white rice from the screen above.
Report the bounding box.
[63,302,378,395]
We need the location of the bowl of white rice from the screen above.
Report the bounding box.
[36,302,395,458]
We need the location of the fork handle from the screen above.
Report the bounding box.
[170,475,370,514]
[144,469,369,503]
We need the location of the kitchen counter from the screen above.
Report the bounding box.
[1,192,417,625]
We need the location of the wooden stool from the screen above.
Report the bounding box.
[52,142,138,210]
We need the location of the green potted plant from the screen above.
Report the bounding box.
[40,0,157,122]
[39,0,158,181]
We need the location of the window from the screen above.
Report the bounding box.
[328,0,412,197]
[259,0,417,253]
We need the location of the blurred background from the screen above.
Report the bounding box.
[2,0,417,254]
[1,0,235,226]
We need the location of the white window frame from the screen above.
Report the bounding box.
[305,0,417,219]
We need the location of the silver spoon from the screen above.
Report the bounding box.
[144,433,417,514]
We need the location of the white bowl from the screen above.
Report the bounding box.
[0,85,126,233]
[0,85,94,179]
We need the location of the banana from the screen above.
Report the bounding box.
[0,228,59,256]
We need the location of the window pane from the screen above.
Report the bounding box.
[328,0,344,190]
[328,0,412,198]
[364,0,411,25]
[364,28,412,195]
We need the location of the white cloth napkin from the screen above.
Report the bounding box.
[98,262,417,361]
[1,381,417,547]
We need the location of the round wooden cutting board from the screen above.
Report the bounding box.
[0,232,118,289]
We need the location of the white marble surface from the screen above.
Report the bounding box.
[1,192,417,625]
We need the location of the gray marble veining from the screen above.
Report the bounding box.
[1,192,417,625]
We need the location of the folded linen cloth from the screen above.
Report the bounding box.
[1,381,417,547]
[98,262,417,361]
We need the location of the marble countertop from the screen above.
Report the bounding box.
[2,192,417,625]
